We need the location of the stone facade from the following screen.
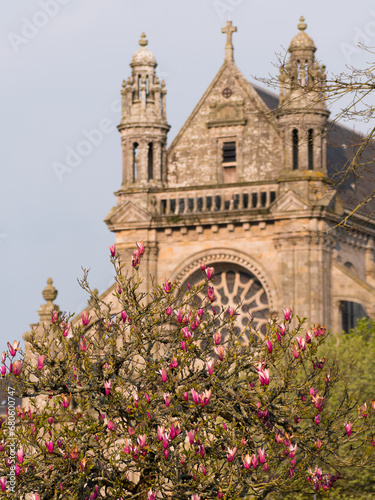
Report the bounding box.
[32,19,375,334]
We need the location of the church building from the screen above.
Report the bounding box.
[32,18,375,336]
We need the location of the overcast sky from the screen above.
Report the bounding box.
[1,0,374,353]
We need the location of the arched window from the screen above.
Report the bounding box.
[148,142,153,180]
[292,129,299,170]
[182,263,270,339]
[160,144,164,182]
[137,75,141,100]
[340,301,366,333]
[133,142,139,182]
[308,129,314,170]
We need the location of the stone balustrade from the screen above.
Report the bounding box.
[153,184,278,216]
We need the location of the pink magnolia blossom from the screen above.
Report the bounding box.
[163,393,171,407]
[183,391,189,402]
[157,425,165,441]
[170,357,178,369]
[11,361,23,376]
[136,241,145,256]
[187,430,195,444]
[162,434,170,449]
[176,309,183,323]
[181,341,187,352]
[199,389,212,406]
[107,420,116,432]
[200,263,206,271]
[218,490,224,499]
[0,478,6,492]
[191,388,199,405]
[360,402,368,418]
[147,490,157,500]
[61,394,71,409]
[109,244,116,257]
[166,307,172,316]
[213,331,222,345]
[15,448,24,464]
[312,394,324,411]
[292,345,299,359]
[159,367,167,383]
[264,463,269,472]
[305,330,312,343]
[120,310,128,323]
[208,286,216,302]
[201,464,207,476]
[37,355,46,370]
[199,444,205,458]
[315,414,321,425]
[279,324,286,336]
[1,352,6,363]
[51,310,58,323]
[80,337,88,352]
[257,364,270,386]
[30,423,36,434]
[283,308,292,321]
[132,250,140,268]
[214,345,226,360]
[62,322,72,338]
[242,454,251,469]
[104,380,111,395]
[46,441,54,454]
[251,454,258,468]
[144,393,150,403]
[266,340,273,353]
[7,341,19,357]
[182,327,192,340]
[345,422,352,436]
[316,439,323,449]
[276,433,283,444]
[206,360,215,375]
[297,336,306,351]
[227,447,237,462]
[290,443,297,458]
[205,267,215,280]
[0,366,5,376]
[192,495,201,500]
[258,447,266,464]
[163,278,172,293]
[81,311,91,326]
[137,434,146,448]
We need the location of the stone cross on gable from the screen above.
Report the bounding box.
[221,20,237,62]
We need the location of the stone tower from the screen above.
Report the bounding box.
[277,16,329,177]
[118,33,170,191]
[103,19,375,334]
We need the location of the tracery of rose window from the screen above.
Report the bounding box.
[183,263,270,339]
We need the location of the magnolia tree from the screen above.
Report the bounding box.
[1,243,375,500]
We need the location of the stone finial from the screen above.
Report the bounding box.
[42,278,58,304]
[37,278,59,324]
[139,32,148,47]
[221,20,237,63]
[298,16,307,31]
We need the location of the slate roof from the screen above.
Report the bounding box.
[253,84,375,217]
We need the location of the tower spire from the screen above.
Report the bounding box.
[221,20,237,63]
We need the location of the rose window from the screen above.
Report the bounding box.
[183,263,270,339]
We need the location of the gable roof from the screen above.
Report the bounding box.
[168,61,279,153]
